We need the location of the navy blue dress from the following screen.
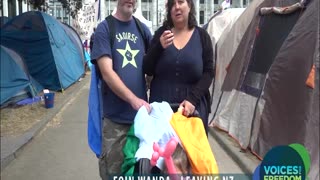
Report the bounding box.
[149,29,209,129]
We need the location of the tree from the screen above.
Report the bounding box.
[27,0,47,11]
[28,0,82,18]
[58,0,83,19]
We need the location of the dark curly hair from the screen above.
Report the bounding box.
[163,0,198,30]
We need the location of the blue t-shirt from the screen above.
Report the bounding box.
[91,16,152,124]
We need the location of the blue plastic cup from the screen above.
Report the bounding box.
[44,92,55,108]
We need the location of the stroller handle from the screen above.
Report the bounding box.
[169,103,200,118]
[169,103,180,110]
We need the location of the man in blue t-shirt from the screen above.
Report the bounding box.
[90,0,152,178]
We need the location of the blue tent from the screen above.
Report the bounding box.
[0,16,11,28]
[0,45,43,106]
[1,11,84,91]
[61,22,85,66]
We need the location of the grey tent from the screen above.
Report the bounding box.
[208,0,319,178]
[205,7,246,111]
[206,8,245,44]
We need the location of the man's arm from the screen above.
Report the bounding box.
[97,55,151,112]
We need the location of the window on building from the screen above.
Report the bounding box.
[8,0,16,17]
[243,0,247,6]
[142,11,150,20]
[56,8,61,18]
[142,0,152,2]
[214,0,219,4]
[0,2,3,17]
[200,11,204,25]
[200,0,205,3]
[51,9,54,17]
[142,11,147,19]
[63,17,68,24]
[18,0,23,14]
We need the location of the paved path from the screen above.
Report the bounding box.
[1,74,259,179]
[1,81,100,180]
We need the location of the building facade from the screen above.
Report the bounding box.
[1,0,31,17]
[1,0,251,29]
[1,0,72,25]
[100,0,251,31]
[47,0,72,25]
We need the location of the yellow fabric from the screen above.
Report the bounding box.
[170,112,219,175]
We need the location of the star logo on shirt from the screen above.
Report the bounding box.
[117,41,140,68]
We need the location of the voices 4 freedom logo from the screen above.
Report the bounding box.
[253,143,311,180]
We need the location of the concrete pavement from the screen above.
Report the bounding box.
[209,128,261,174]
[0,74,91,171]
[1,73,260,179]
[1,75,100,179]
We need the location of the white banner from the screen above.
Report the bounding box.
[73,0,100,40]
[221,0,231,10]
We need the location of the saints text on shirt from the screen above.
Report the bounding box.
[116,32,138,43]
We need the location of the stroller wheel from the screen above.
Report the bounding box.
[134,158,161,175]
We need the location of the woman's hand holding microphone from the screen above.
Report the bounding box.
[160,30,174,49]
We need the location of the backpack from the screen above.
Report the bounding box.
[89,32,94,50]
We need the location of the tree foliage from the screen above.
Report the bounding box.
[27,0,47,11]
[58,0,83,18]
[28,0,83,18]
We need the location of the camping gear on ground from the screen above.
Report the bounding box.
[1,11,85,91]
[16,96,41,106]
[44,92,55,109]
[0,45,43,107]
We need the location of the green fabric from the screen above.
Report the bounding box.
[121,125,140,175]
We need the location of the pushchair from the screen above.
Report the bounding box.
[126,102,219,175]
[133,103,194,175]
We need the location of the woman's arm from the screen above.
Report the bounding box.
[186,27,215,106]
[143,26,166,76]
